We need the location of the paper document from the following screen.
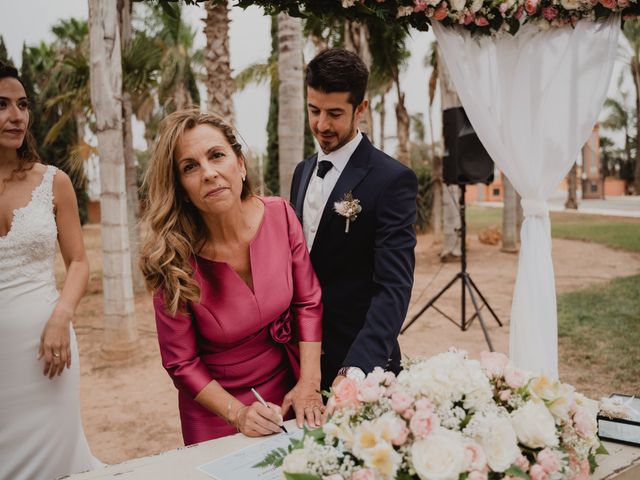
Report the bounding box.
[198,428,303,480]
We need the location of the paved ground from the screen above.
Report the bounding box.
[477,191,640,218]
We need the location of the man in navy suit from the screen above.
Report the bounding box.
[290,48,417,391]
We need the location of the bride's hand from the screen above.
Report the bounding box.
[282,379,324,428]
[37,304,72,378]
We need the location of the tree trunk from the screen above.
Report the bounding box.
[89,0,138,359]
[344,21,373,139]
[501,174,519,253]
[204,1,234,121]
[565,162,578,209]
[439,51,460,258]
[118,0,144,292]
[379,93,386,152]
[633,57,640,195]
[277,13,304,200]
[394,80,410,167]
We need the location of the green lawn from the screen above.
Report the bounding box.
[466,206,640,252]
[466,206,640,396]
[557,275,640,396]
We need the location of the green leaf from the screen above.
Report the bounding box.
[253,447,288,468]
[284,473,322,480]
[305,426,326,442]
[596,442,609,455]
[503,465,530,479]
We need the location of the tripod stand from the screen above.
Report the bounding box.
[401,184,503,350]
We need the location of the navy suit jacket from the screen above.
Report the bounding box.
[290,135,417,389]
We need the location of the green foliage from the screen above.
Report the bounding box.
[253,447,288,468]
[503,466,530,479]
[412,159,434,233]
[265,15,280,196]
[0,35,11,63]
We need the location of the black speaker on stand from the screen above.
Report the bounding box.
[401,107,503,350]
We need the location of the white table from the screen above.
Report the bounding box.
[67,420,640,480]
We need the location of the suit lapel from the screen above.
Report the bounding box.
[315,136,373,240]
[295,154,317,222]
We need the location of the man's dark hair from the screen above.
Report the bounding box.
[0,60,24,88]
[306,48,369,109]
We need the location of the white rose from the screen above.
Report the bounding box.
[361,442,402,480]
[512,401,559,449]
[282,449,309,474]
[476,415,521,472]
[451,0,466,11]
[323,421,354,449]
[560,0,581,8]
[471,0,484,12]
[341,0,356,7]
[411,429,466,480]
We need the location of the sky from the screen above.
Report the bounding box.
[0,0,629,158]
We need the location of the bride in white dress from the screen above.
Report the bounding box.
[0,62,99,478]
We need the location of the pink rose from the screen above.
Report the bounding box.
[499,389,512,402]
[464,442,487,471]
[409,409,439,439]
[358,377,383,403]
[402,408,415,420]
[468,472,487,480]
[391,421,410,446]
[414,0,429,12]
[530,464,549,480]
[515,5,524,18]
[599,0,617,8]
[537,448,561,474]
[504,366,527,389]
[414,397,435,412]
[576,459,590,480]
[462,11,475,24]
[474,15,489,26]
[499,1,509,13]
[524,0,539,14]
[432,2,449,20]
[514,454,530,472]
[573,408,595,438]
[351,469,374,480]
[333,378,361,410]
[390,392,413,413]
[541,6,558,20]
[480,351,509,377]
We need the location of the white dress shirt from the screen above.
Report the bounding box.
[303,131,363,250]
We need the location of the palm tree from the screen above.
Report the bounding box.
[0,35,10,63]
[204,1,234,120]
[277,12,304,200]
[344,21,373,138]
[88,0,138,359]
[621,19,640,194]
[425,42,442,237]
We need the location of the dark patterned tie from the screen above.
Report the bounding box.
[316,160,333,179]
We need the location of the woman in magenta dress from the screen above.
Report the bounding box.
[140,110,323,444]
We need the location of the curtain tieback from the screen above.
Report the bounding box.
[521,199,549,218]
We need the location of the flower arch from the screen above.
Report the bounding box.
[238,0,637,36]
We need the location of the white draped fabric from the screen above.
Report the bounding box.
[433,17,620,377]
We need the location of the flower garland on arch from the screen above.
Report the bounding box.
[237,0,639,36]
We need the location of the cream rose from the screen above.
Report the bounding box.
[282,449,309,474]
[411,429,466,480]
[511,401,559,449]
[476,415,521,472]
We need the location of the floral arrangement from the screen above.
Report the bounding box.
[265,350,609,480]
[237,0,639,36]
[334,192,363,233]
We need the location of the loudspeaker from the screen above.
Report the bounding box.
[442,107,494,185]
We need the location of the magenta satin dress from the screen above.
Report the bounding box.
[153,197,322,444]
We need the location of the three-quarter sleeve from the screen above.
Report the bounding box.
[153,291,214,399]
[284,200,323,342]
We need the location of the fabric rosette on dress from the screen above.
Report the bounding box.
[269,308,301,379]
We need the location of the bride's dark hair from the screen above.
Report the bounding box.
[0,61,41,190]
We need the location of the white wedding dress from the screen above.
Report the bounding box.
[0,165,99,479]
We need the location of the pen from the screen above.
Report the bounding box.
[251,387,288,434]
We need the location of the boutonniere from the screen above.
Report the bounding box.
[333,191,362,233]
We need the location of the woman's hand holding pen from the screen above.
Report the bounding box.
[235,401,284,437]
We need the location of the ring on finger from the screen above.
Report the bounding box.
[53,352,60,357]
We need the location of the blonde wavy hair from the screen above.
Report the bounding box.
[139,109,253,315]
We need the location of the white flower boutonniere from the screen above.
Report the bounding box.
[333,191,362,233]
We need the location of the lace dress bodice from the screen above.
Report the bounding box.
[0,165,58,287]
